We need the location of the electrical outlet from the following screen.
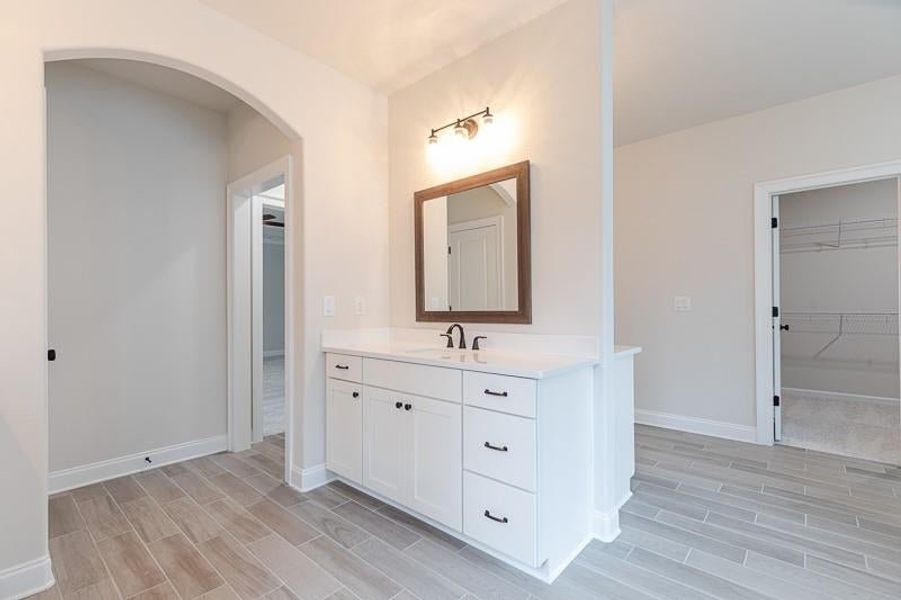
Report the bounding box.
[674,296,692,312]
[322,295,336,317]
[354,296,366,315]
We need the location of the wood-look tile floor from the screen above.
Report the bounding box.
[32,425,901,600]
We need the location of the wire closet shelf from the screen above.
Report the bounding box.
[780,217,898,253]
[781,311,899,358]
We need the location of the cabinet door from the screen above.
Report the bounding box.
[326,378,363,483]
[406,394,462,530]
[362,387,407,503]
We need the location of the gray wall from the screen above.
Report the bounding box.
[263,235,286,355]
[47,62,228,471]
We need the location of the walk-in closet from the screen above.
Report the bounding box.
[777,178,900,463]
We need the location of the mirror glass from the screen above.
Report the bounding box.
[422,178,519,312]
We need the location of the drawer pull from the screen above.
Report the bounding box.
[335,364,350,370]
[483,510,508,524]
[395,401,403,409]
[483,388,508,397]
[483,441,509,452]
[352,391,360,398]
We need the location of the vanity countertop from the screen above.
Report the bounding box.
[321,341,599,379]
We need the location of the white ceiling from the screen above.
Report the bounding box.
[198,0,570,93]
[76,2,901,146]
[614,0,901,145]
[74,59,241,113]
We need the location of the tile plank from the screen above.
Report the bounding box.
[289,501,371,548]
[299,536,402,600]
[246,498,319,547]
[148,534,224,600]
[248,534,342,600]
[120,496,180,543]
[198,535,281,600]
[96,531,166,597]
[49,495,84,539]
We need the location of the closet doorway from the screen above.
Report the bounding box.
[762,173,901,464]
[775,179,899,462]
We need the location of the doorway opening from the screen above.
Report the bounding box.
[260,185,287,440]
[755,163,901,464]
[227,156,294,481]
[46,58,297,492]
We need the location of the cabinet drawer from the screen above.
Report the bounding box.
[463,472,537,567]
[364,358,461,403]
[464,407,536,492]
[463,372,536,418]
[327,353,362,382]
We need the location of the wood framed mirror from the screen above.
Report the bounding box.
[415,160,531,324]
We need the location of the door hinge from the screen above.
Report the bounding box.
[771,217,778,228]
[772,306,779,318]
[448,246,451,255]
[773,395,781,407]
[48,348,56,362]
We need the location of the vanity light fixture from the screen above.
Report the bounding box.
[427,106,493,145]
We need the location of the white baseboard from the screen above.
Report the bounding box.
[591,508,620,542]
[290,464,333,492]
[783,387,900,407]
[592,492,630,543]
[0,554,53,600]
[49,435,227,494]
[635,409,757,443]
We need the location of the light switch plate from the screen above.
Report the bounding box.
[674,296,692,312]
[322,295,336,317]
[354,296,366,316]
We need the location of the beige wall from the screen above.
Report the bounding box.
[0,0,388,580]
[227,101,294,180]
[615,73,901,429]
[388,0,601,335]
[46,62,229,472]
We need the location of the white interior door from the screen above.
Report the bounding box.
[772,194,783,442]
[448,219,502,311]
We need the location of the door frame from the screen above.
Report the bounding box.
[227,155,295,482]
[753,159,901,445]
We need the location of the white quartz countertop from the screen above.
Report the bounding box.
[321,341,600,379]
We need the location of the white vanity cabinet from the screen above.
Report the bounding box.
[324,349,593,582]
[325,378,362,482]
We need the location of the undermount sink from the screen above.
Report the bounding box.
[401,347,465,359]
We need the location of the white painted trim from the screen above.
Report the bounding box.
[48,435,227,494]
[0,555,54,600]
[635,409,757,443]
[754,159,901,445]
[783,387,900,407]
[227,155,295,484]
[289,464,333,492]
[489,182,516,206]
[591,507,621,543]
